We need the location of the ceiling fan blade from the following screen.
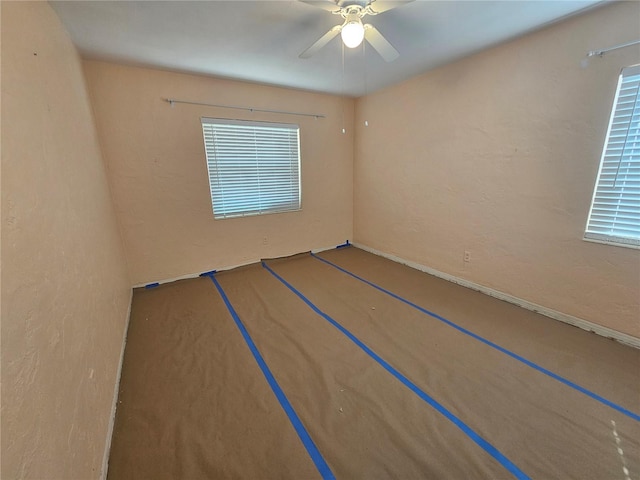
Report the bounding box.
[299,25,342,58]
[368,0,414,14]
[299,0,340,12]
[364,24,399,62]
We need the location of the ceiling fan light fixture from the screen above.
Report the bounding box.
[341,20,365,48]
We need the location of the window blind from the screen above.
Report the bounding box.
[585,65,640,248]
[201,118,301,219]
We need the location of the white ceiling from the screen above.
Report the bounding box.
[50,0,605,97]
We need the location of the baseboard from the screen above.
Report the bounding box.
[352,242,640,349]
[311,244,341,254]
[132,243,341,289]
[133,270,216,289]
[101,288,134,480]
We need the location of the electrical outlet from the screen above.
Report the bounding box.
[262,237,268,245]
[464,250,471,263]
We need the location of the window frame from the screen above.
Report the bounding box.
[201,117,302,220]
[584,64,640,249]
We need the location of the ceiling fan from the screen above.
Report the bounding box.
[299,0,414,62]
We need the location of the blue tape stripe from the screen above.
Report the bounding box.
[145,282,160,289]
[310,253,640,422]
[262,261,529,480]
[208,276,335,480]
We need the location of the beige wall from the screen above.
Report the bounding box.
[1,2,131,478]
[354,2,640,337]
[83,61,354,286]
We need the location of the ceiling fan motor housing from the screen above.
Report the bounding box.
[336,0,370,9]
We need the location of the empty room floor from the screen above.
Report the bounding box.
[107,247,640,479]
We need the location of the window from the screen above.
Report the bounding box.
[201,118,301,219]
[584,65,640,248]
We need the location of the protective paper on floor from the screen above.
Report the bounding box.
[108,247,640,479]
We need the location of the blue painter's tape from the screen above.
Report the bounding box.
[208,275,335,480]
[262,261,529,480]
[310,252,640,423]
[336,240,351,249]
[145,282,160,289]
[199,270,217,277]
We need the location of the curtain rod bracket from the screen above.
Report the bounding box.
[586,39,640,58]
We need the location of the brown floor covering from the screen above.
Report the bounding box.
[108,246,640,479]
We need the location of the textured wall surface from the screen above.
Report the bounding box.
[1,3,131,478]
[354,2,640,337]
[83,61,354,285]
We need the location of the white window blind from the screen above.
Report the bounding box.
[585,64,640,248]
[201,118,301,219]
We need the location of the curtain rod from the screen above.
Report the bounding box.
[587,39,640,57]
[162,98,326,119]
